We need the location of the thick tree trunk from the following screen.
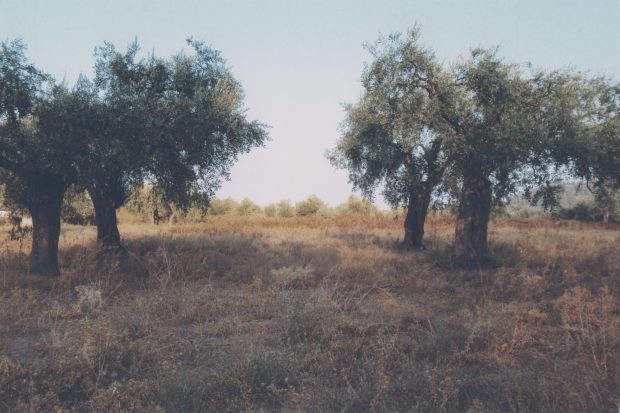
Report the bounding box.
[403,188,431,249]
[28,184,64,276]
[89,188,122,248]
[454,174,492,266]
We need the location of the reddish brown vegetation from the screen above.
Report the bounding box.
[0,215,618,412]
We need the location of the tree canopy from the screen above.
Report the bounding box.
[329,27,452,247]
[49,38,269,249]
[330,27,618,265]
[0,38,268,275]
[0,40,80,275]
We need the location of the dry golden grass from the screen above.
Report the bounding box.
[0,214,619,412]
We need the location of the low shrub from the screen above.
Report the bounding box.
[295,195,326,217]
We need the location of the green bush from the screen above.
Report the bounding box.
[183,207,206,223]
[207,197,238,216]
[335,195,377,215]
[264,204,277,217]
[126,185,172,222]
[235,198,262,216]
[276,200,295,218]
[62,188,95,225]
[503,205,546,219]
[556,201,603,222]
[295,195,326,217]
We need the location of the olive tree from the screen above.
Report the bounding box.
[444,48,567,265]
[72,39,268,248]
[0,40,82,275]
[573,78,620,222]
[0,37,267,276]
[328,29,453,248]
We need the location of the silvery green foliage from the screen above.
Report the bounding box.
[77,38,269,210]
[328,26,451,208]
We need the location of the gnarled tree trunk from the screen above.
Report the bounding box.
[89,187,122,249]
[454,174,492,266]
[401,137,445,250]
[403,188,432,249]
[28,181,64,276]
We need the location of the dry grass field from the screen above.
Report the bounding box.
[0,214,619,412]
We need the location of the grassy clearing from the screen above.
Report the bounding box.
[0,215,619,412]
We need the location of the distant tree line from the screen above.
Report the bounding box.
[329,26,619,265]
[0,38,268,275]
[123,188,378,221]
[53,184,616,225]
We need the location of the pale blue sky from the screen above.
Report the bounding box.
[1,0,619,206]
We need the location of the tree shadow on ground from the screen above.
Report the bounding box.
[0,232,343,294]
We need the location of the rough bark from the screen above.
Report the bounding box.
[89,188,122,248]
[454,174,492,266]
[402,137,444,250]
[28,183,64,276]
[403,188,431,249]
